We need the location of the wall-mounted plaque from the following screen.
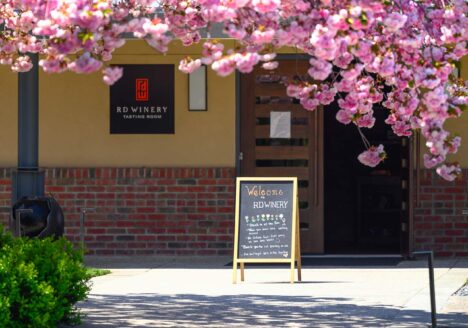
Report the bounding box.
[110,65,175,134]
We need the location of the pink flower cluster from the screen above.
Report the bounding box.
[358,145,387,168]
[1,0,467,180]
[103,66,123,85]
[0,0,169,75]
[436,164,462,182]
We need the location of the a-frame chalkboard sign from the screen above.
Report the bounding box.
[232,177,302,283]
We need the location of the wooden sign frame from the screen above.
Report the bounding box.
[232,177,302,283]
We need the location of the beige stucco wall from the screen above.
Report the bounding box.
[0,67,18,167]
[39,40,236,167]
[0,42,466,168]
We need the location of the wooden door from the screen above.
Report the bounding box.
[239,60,324,254]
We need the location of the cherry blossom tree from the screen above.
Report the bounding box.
[0,0,467,180]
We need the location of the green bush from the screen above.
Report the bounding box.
[0,227,91,327]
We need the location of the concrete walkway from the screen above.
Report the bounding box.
[77,257,468,327]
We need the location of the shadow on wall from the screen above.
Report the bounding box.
[75,294,467,328]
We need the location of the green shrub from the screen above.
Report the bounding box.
[0,227,91,327]
[86,268,111,278]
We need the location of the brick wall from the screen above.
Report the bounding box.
[0,169,11,228]
[0,168,236,256]
[414,169,468,257]
[2,167,467,257]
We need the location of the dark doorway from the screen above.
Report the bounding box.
[324,101,407,254]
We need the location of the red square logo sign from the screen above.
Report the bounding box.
[136,78,149,101]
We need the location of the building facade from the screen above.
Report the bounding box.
[0,40,467,257]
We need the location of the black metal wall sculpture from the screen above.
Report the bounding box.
[11,196,64,238]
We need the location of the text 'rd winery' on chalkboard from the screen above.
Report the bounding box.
[233,177,302,283]
[238,181,293,259]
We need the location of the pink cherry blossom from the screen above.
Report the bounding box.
[234,52,260,73]
[424,154,444,169]
[211,57,236,77]
[300,98,320,111]
[384,13,408,32]
[12,56,33,72]
[39,56,67,73]
[310,25,337,61]
[447,136,462,154]
[358,145,386,168]
[252,0,280,13]
[341,64,363,81]
[251,28,275,44]
[378,56,395,77]
[308,58,332,81]
[0,0,466,181]
[201,41,224,65]
[286,84,302,98]
[262,61,278,70]
[336,110,353,125]
[33,19,58,36]
[334,52,353,69]
[391,121,412,137]
[68,52,102,74]
[179,57,202,74]
[103,66,123,86]
[316,85,336,105]
[356,113,376,129]
[436,164,461,182]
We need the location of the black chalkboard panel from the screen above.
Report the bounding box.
[237,181,294,259]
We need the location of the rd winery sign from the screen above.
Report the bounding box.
[110,65,175,134]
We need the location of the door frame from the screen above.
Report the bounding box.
[234,54,412,256]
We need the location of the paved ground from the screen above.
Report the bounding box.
[77,257,468,328]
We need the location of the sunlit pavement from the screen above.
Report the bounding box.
[76,257,468,328]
